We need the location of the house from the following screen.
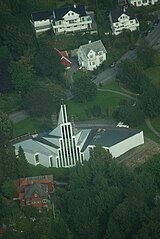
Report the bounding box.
[52,3,92,34]
[54,48,72,69]
[109,6,139,35]
[77,40,107,71]
[128,0,159,7]
[15,175,54,209]
[30,11,52,33]
[14,104,144,168]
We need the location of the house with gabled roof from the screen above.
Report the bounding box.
[109,6,139,35]
[52,3,92,34]
[13,104,144,168]
[77,40,107,71]
[30,11,52,33]
[15,175,54,209]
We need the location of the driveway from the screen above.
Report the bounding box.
[9,110,29,124]
[65,56,79,83]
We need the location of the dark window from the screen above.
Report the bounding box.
[35,154,39,164]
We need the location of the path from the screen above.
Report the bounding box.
[98,88,134,99]
[9,110,29,124]
[145,118,160,138]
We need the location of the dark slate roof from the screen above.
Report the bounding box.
[110,7,136,22]
[81,127,141,152]
[31,11,52,21]
[33,136,59,149]
[54,4,86,21]
[24,183,48,199]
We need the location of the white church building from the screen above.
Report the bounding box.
[14,104,144,168]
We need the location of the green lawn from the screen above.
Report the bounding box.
[13,117,52,138]
[145,66,160,87]
[67,91,130,121]
[139,122,160,144]
[100,80,124,92]
[151,115,160,132]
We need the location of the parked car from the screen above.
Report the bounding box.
[110,62,116,67]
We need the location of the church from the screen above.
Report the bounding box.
[14,104,144,168]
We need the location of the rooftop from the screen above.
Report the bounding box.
[81,127,141,151]
[54,3,86,20]
[80,40,107,56]
[110,7,136,22]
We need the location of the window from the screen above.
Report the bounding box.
[49,156,53,167]
[34,154,39,164]
[59,20,61,25]
[92,62,95,65]
[90,54,93,58]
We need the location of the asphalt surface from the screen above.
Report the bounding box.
[93,49,137,84]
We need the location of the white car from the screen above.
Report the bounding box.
[116,122,129,128]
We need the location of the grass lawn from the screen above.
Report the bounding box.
[139,122,160,144]
[145,66,160,87]
[67,91,130,121]
[151,115,160,132]
[13,117,52,138]
[100,80,124,92]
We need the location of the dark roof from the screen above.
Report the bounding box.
[110,7,136,22]
[24,183,48,199]
[81,127,141,151]
[54,4,86,21]
[31,11,51,21]
[33,136,59,149]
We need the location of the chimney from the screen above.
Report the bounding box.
[74,3,76,8]
[88,40,91,44]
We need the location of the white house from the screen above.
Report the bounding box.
[30,11,52,33]
[13,104,144,168]
[129,0,159,7]
[77,40,107,71]
[52,3,92,34]
[109,6,139,35]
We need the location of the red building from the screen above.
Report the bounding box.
[54,48,72,69]
[15,175,54,209]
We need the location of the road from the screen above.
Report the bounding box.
[93,49,137,84]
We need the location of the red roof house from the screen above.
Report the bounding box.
[15,175,54,209]
[54,48,72,69]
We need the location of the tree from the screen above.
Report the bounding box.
[141,84,160,117]
[0,59,13,92]
[118,60,149,93]
[113,100,144,127]
[24,86,64,117]
[2,178,16,199]
[0,111,13,140]
[34,44,64,79]
[17,146,29,178]
[137,41,155,68]
[10,61,37,95]
[72,77,97,102]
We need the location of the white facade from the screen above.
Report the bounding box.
[78,40,107,71]
[109,7,140,35]
[14,104,144,168]
[129,0,159,7]
[32,19,52,33]
[52,5,92,34]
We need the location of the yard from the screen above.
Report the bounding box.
[13,117,52,138]
[67,90,130,121]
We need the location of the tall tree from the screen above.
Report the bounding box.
[17,146,29,178]
[72,77,97,102]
